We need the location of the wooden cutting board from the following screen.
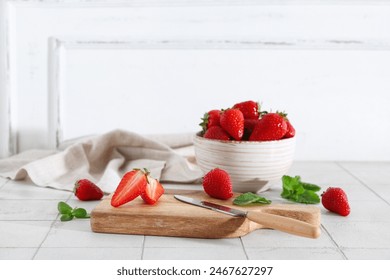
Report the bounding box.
[90,190,321,239]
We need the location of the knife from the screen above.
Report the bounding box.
[174,195,320,239]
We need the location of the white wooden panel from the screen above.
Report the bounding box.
[52,42,390,161]
[1,0,390,160]
[0,0,9,158]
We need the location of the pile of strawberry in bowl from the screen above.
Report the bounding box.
[194,100,296,193]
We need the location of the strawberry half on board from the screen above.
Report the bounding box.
[74,179,104,201]
[111,169,148,207]
[141,176,165,205]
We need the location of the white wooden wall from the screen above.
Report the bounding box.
[1,0,390,161]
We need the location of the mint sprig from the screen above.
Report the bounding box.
[57,201,90,221]
[281,175,321,204]
[233,192,272,206]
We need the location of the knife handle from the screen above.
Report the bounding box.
[246,211,321,239]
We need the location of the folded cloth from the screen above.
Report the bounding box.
[0,129,203,192]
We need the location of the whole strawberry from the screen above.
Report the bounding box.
[220,108,244,141]
[233,100,259,120]
[284,120,296,139]
[204,126,231,141]
[243,119,259,140]
[74,179,104,201]
[249,112,287,141]
[202,168,233,200]
[321,187,350,216]
[200,109,221,133]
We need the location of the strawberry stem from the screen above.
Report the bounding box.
[199,112,209,133]
[143,168,151,183]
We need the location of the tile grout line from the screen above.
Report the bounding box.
[31,194,73,260]
[336,162,390,206]
[320,224,348,260]
[239,237,249,260]
[31,219,58,260]
[0,178,10,190]
[140,235,146,260]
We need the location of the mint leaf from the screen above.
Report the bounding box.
[57,202,90,221]
[299,190,321,204]
[295,184,306,195]
[281,188,291,199]
[72,208,88,218]
[281,175,321,204]
[251,197,272,205]
[58,201,72,214]
[301,182,321,192]
[60,214,74,222]
[233,192,272,206]
[233,193,261,205]
[281,175,298,191]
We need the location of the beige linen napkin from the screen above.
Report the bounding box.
[0,129,203,192]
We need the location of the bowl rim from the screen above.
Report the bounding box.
[194,131,295,144]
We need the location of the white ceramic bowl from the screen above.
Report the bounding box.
[194,133,296,193]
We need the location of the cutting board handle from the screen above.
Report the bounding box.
[246,211,321,239]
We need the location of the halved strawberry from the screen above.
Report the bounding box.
[111,169,148,207]
[141,176,165,205]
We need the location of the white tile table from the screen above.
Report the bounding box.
[0,161,389,260]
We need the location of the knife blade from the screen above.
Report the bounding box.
[174,195,320,239]
[174,195,247,217]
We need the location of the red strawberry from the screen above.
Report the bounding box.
[111,169,148,207]
[249,112,287,141]
[244,119,259,134]
[200,110,221,133]
[242,119,259,140]
[284,121,296,138]
[233,100,259,120]
[220,109,244,141]
[321,187,350,216]
[141,176,165,205]
[204,126,231,141]
[202,168,233,200]
[74,179,104,201]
